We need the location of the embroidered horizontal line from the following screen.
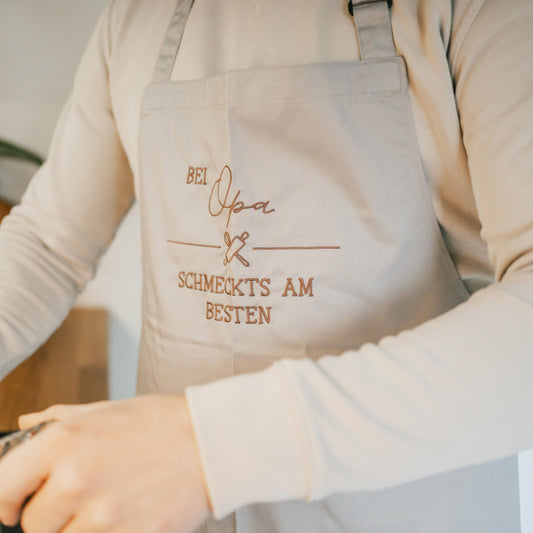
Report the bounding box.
[167,240,222,249]
[253,246,341,251]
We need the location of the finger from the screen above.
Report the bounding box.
[19,404,76,429]
[0,429,53,526]
[59,499,122,533]
[19,401,110,429]
[20,470,78,533]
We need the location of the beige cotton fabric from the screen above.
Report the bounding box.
[0,0,532,531]
[138,2,521,531]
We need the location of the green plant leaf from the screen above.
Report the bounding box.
[0,138,44,166]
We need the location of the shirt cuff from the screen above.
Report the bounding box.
[185,363,310,519]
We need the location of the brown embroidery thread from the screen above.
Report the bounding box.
[253,246,341,250]
[206,301,272,325]
[208,165,275,228]
[223,231,250,267]
[167,240,221,249]
[282,277,315,297]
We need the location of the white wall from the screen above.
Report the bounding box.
[1,2,533,529]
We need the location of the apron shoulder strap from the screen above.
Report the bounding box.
[349,0,396,59]
[153,0,195,82]
[153,0,396,82]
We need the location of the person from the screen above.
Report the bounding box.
[0,0,532,531]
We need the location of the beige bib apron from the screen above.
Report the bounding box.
[137,1,520,531]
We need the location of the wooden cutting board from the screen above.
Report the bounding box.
[0,200,108,430]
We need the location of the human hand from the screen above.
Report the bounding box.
[0,395,211,532]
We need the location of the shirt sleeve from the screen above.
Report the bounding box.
[185,0,533,519]
[0,1,134,375]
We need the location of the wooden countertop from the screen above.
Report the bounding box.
[0,309,108,431]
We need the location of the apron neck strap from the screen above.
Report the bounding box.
[153,0,195,82]
[152,0,396,82]
[349,0,396,59]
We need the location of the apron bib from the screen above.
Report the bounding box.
[137,1,520,531]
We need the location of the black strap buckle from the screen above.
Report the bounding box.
[348,0,393,16]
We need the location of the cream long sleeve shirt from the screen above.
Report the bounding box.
[1,0,533,521]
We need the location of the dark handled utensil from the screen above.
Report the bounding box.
[0,422,53,460]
